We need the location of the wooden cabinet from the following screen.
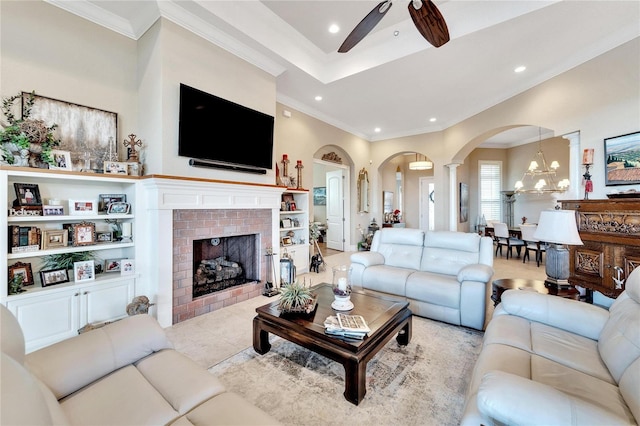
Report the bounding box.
[2,166,139,351]
[280,190,309,273]
[560,199,640,301]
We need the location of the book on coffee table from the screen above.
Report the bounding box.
[324,314,370,339]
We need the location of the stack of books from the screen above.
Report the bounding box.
[324,313,371,339]
[8,225,41,253]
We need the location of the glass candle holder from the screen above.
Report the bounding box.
[332,265,354,311]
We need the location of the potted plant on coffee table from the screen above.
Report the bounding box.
[278,280,317,314]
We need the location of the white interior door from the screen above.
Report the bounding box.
[419,177,435,232]
[326,169,344,251]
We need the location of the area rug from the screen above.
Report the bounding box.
[208,317,483,425]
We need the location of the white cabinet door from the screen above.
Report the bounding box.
[7,289,81,353]
[83,279,134,325]
[288,245,309,274]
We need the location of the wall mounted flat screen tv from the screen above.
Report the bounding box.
[178,83,274,170]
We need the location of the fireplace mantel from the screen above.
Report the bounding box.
[138,176,286,327]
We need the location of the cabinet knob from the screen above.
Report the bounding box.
[83,291,89,295]
[74,293,79,297]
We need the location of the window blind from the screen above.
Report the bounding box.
[479,162,501,222]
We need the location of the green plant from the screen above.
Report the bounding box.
[278,281,314,312]
[41,251,97,271]
[8,274,24,295]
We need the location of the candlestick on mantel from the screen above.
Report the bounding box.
[582,148,594,165]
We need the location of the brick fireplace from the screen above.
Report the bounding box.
[140,176,284,327]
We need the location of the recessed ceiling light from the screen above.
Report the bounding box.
[393,30,399,37]
[374,127,381,133]
[329,24,340,34]
[429,117,437,122]
[315,95,322,101]
[514,65,526,73]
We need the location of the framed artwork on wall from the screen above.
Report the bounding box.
[604,131,640,186]
[459,183,469,223]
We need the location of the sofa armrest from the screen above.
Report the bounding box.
[499,290,609,340]
[457,264,493,284]
[478,371,634,425]
[26,314,172,400]
[350,251,385,267]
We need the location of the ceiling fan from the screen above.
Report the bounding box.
[338,0,450,53]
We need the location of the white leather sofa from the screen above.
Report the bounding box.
[350,228,494,330]
[1,305,279,426]
[461,267,640,425]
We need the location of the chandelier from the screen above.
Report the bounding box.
[514,129,570,194]
[409,154,433,170]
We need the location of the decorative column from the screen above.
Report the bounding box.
[446,163,461,231]
[566,132,582,200]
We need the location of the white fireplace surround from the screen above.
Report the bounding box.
[139,176,285,327]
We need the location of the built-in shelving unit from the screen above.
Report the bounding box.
[1,166,139,352]
[279,190,309,274]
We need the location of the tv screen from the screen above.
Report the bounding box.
[178,83,274,170]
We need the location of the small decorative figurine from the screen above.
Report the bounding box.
[295,160,304,189]
[123,134,142,162]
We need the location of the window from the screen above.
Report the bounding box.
[479,161,502,222]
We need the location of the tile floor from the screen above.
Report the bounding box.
[165,250,547,369]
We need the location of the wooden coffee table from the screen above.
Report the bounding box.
[253,283,412,405]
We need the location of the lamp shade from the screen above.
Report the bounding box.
[533,210,583,245]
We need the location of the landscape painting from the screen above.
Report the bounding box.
[605,131,640,186]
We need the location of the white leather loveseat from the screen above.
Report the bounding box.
[461,267,640,425]
[1,305,279,425]
[350,228,494,330]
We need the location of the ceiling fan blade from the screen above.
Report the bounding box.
[408,0,450,48]
[338,1,393,53]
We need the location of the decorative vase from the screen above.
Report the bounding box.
[332,265,353,311]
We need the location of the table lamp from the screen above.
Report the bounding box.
[533,209,583,288]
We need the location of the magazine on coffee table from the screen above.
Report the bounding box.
[324,314,370,339]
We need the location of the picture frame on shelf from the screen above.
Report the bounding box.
[604,131,640,186]
[105,259,121,272]
[49,150,72,171]
[69,199,97,215]
[42,205,64,216]
[290,202,297,211]
[104,161,129,175]
[120,259,135,275]
[73,260,95,283]
[127,162,142,176]
[98,194,126,212]
[24,92,117,172]
[107,202,131,215]
[64,222,96,246]
[8,262,34,286]
[281,236,293,246]
[13,183,42,206]
[281,219,292,228]
[40,268,70,287]
[42,229,68,250]
[96,231,113,243]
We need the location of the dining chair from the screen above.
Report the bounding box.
[493,222,525,259]
[519,224,546,267]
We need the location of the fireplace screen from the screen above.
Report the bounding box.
[192,234,258,298]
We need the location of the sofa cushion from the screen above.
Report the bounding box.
[405,271,460,309]
[1,304,25,364]
[421,231,482,275]
[172,392,280,425]
[27,314,172,399]
[361,265,413,295]
[371,228,424,270]
[60,365,179,425]
[135,349,226,414]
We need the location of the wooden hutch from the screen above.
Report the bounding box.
[560,198,640,303]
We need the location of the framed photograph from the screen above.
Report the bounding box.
[49,150,72,171]
[120,259,135,275]
[40,268,70,287]
[281,236,293,246]
[9,262,34,286]
[281,219,292,228]
[24,92,117,172]
[98,193,126,212]
[42,229,68,250]
[43,205,64,216]
[73,260,95,282]
[313,187,326,205]
[104,161,129,175]
[105,259,121,272]
[127,162,142,176]
[605,131,640,186]
[64,222,96,246]
[13,183,42,206]
[96,231,113,243]
[107,202,131,215]
[289,202,297,211]
[69,199,97,215]
[459,182,469,223]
